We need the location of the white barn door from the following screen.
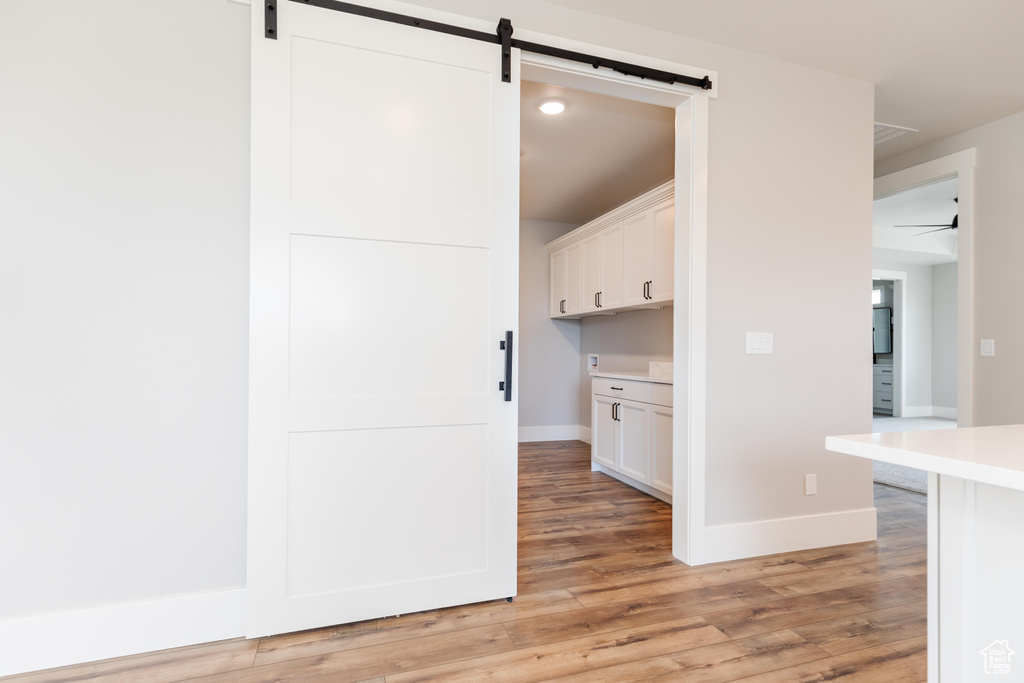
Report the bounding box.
[248,1,519,637]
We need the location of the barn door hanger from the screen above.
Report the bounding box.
[265,0,713,91]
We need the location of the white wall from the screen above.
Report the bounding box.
[932,262,958,412]
[0,0,250,641]
[519,220,581,439]
[578,309,673,428]
[874,261,934,411]
[876,109,1024,427]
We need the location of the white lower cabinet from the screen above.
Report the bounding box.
[648,404,673,495]
[592,395,618,469]
[591,377,672,503]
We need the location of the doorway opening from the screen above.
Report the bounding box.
[870,176,962,493]
[516,53,710,565]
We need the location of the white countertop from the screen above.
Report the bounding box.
[826,424,1024,492]
[590,371,672,385]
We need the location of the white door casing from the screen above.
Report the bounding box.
[248,1,519,637]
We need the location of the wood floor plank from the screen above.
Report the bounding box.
[386,617,729,683]
[703,575,927,639]
[789,601,928,656]
[504,580,781,648]
[734,637,927,682]
[194,624,515,683]
[3,638,259,683]
[252,590,582,666]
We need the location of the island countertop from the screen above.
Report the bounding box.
[825,424,1024,493]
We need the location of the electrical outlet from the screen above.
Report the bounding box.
[981,339,995,357]
[805,474,817,496]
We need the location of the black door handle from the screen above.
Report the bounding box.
[612,402,619,421]
[498,331,513,401]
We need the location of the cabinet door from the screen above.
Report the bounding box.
[581,234,602,313]
[649,404,673,495]
[592,395,618,470]
[617,399,648,483]
[650,202,674,303]
[623,211,653,307]
[549,249,567,318]
[600,223,624,309]
[565,242,583,316]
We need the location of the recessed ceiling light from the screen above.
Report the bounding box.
[539,99,566,115]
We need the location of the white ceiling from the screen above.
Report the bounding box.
[540,0,1024,161]
[520,80,674,224]
[873,177,958,266]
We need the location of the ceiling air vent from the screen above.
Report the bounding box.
[874,122,918,147]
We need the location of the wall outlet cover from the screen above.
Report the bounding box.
[746,332,773,355]
[981,339,995,357]
[805,473,817,495]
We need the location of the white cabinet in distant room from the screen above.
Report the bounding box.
[590,374,673,503]
[624,199,674,307]
[547,181,672,319]
[550,243,583,317]
[873,364,894,414]
[582,222,624,313]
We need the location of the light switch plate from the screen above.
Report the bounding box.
[981,339,995,357]
[746,332,773,355]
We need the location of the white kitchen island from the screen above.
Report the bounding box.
[826,425,1024,682]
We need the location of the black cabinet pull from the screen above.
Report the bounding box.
[598,291,602,308]
[611,386,623,391]
[499,331,513,401]
[595,292,599,308]
[612,402,619,421]
[560,299,565,314]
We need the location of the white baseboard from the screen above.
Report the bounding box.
[579,426,591,444]
[0,587,246,677]
[703,507,877,565]
[902,406,931,418]
[517,424,580,442]
[901,406,958,419]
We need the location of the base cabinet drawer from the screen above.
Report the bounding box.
[593,377,649,403]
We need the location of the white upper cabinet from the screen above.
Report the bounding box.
[650,202,674,303]
[600,223,624,309]
[581,233,602,313]
[565,242,583,316]
[582,222,625,313]
[549,242,583,317]
[624,199,674,307]
[550,249,567,317]
[546,181,673,319]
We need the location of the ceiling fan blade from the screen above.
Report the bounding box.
[915,226,954,236]
[895,224,951,228]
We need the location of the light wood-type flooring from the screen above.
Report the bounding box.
[8,440,927,682]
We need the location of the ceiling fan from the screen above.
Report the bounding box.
[895,198,958,235]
